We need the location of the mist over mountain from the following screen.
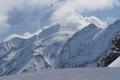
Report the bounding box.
[0,0,120,42]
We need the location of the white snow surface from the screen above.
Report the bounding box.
[0,68,120,80]
[108,57,120,67]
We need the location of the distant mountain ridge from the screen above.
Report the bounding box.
[0,23,74,76]
[0,19,120,76]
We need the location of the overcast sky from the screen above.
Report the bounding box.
[0,0,120,41]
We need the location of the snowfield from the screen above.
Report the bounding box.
[0,68,120,80]
[109,57,120,67]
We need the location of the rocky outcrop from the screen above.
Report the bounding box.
[97,32,120,67]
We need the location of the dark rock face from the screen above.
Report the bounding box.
[97,32,120,67]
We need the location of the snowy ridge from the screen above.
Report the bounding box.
[58,24,101,67]
[37,23,60,38]
[58,20,120,68]
[4,33,35,42]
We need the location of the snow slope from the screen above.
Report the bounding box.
[108,57,120,67]
[0,68,120,80]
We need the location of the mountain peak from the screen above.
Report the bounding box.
[88,23,97,28]
[38,23,60,38]
[113,19,120,25]
[87,23,99,28]
[80,23,99,32]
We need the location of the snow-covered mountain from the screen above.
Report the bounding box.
[58,24,101,67]
[0,23,74,76]
[58,19,120,68]
[0,19,120,76]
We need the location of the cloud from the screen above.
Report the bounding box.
[0,14,9,33]
[27,0,58,8]
[50,0,120,29]
[83,16,107,28]
[115,0,120,5]
[0,0,119,31]
[0,0,120,41]
[0,0,58,12]
[0,0,58,32]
